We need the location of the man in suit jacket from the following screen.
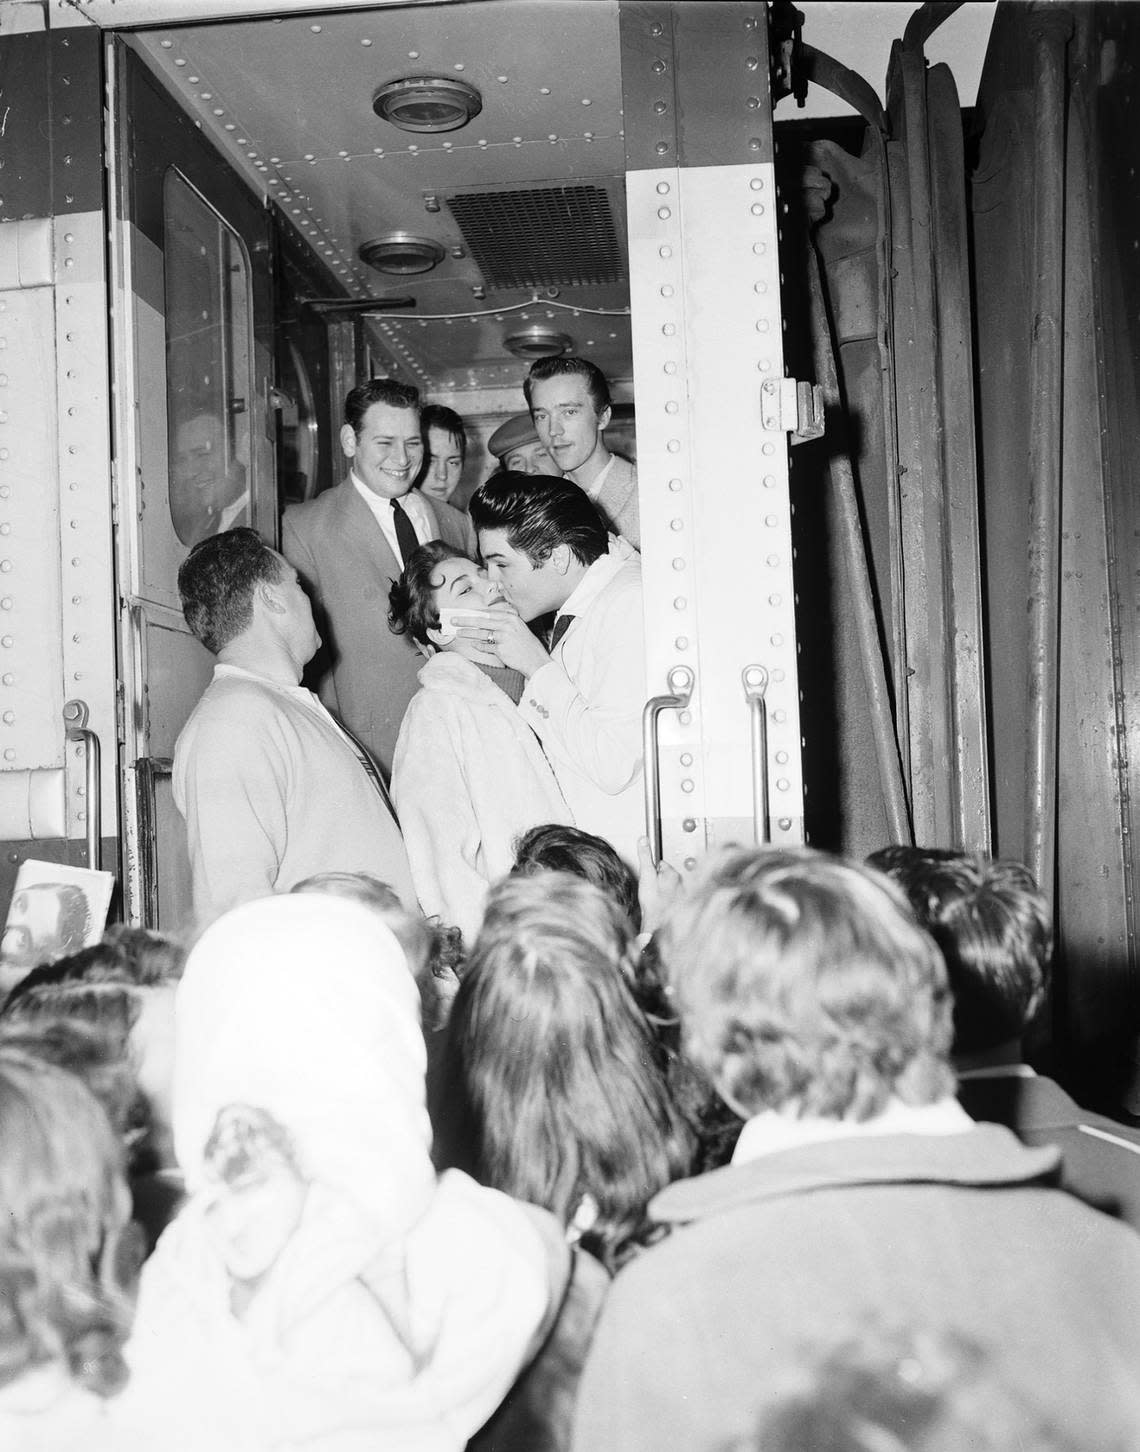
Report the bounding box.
[868,844,1140,1231]
[283,379,475,772]
[525,357,639,549]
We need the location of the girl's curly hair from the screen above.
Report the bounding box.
[0,1048,139,1399]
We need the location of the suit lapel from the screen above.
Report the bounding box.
[336,476,402,583]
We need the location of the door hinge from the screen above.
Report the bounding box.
[760,378,825,444]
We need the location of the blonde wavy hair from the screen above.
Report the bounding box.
[657,847,955,1122]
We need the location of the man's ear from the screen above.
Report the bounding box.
[551,543,572,575]
[597,403,612,433]
[258,579,287,616]
[340,422,357,460]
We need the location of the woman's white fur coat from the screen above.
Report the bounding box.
[392,651,573,943]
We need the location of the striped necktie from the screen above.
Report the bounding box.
[335,719,400,827]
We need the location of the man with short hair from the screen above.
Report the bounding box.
[572,847,1140,1452]
[173,528,416,926]
[869,844,1140,1229]
[282,379,475,771]
[419,403,468,505]
[467,475,644,865]
[524,357,639,548]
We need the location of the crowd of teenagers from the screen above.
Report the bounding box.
[3,837,1140,1451]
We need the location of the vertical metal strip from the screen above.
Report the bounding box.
[1024,12,1072,900]
[622,2,803,865]
[50,28,119,861]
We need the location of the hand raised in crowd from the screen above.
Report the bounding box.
[450,607,552,679]
[637,834,683,938]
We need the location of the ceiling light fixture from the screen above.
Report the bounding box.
[372,75,483,133]
[358,233,446,275]
[502,326,574,359]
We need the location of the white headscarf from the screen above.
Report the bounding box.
[122,893,560,1451]
[172,893,435,1239]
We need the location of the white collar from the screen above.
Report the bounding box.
[213,661,313,698]
[731,1096,974,1167]
[350,471,425,516]
[557,542,632,622]
[583,452,616,501]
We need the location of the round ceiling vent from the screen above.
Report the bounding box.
[372,75,483,133]
[358,234,446,276]
[503,327,575,359]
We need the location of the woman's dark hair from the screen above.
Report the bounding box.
[1,933,186,1164]
[0,1048,138,1399]
[0,1019,141,1142]
[469,474,608,567]
[511,824,640,932]
[447,873,694,1270]
[866,845,1052,1055]
[387,541,470,648]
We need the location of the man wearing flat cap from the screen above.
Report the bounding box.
[486,414,563,477]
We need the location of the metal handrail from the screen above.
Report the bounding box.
[63,700,101,872]
[642,665,695,866]
[741,665,770,845]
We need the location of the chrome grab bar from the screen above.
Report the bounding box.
[742,665,770,845]
[63,700,101,872]
[642,665,695,866]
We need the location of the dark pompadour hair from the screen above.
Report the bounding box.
[523,356,612,416]
[177,527,282,655]
[344,377,421,435]
[866,845,1052,1056]
[387,540,470,648]
[469,473,608,568]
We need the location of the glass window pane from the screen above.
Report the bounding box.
[278,338,320,505]
[163,169,253,548]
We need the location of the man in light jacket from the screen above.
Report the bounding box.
[173,528,416,926]
[465,475,645,867]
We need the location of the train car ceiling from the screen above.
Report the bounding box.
[120,3,631,405]
[64,1,995,409]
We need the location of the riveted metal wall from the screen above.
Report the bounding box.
[621,1,803,867]
[0,27,118,899]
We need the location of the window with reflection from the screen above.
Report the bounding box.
[277,337,320,505]
[164,170,253,548]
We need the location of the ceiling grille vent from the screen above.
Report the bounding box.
[447,184,624,291]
